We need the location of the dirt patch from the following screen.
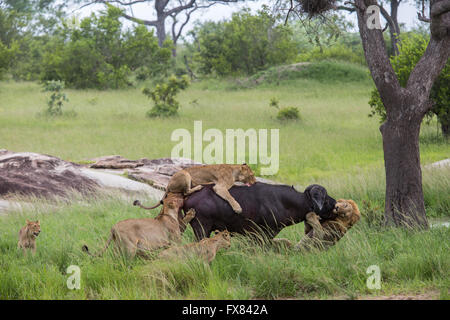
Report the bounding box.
[358,290,441,300]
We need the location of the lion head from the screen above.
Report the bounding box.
[26,220,41,237]
[238,164,256,186]
[333,199,360,227]
[164,193,184,210]
[212,229,232,249]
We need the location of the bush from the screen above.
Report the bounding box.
[40,7,171,89]
[369,33,450,137]
[191,8,297,76]
[269,97,300,121]
[143,75,189,118]
[42,80,68,116]
[277,107,300,121]
[0,40,17,79]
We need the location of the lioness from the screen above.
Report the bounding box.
[296,199,361,251]
[159,230,231,263]
[18,220,41,256]
[82,193,196,258]
[136,163,256,214]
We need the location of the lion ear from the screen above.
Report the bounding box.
[36,220,40,225]
[26,219,31,224]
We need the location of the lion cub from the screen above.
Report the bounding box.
[297,199,361,250]
[159,230,231,263]
[136,164,257,214]
[18,220,41,256]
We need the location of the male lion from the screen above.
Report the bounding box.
[159,230,231,263]
[135,163,256,214]
[296,199,361,251]
[18,220,41,256]
[82,193,196,258]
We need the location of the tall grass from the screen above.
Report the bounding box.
[0,72,448,186]
[0,187,448,299]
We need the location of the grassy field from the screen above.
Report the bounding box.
[0,66,448,186]
[0,62,449,299]
[0,192,448,299]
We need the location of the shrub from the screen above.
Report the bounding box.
[269,97,300,121]
[369,33,450,137]
[143,75,189,118]
[269,97,280,109]
[40,7,171,89]
[191,8,297,76]
[277,107,300,121]
[42,80,68,116]
[0,40,18,79]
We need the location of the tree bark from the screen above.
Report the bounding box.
[154,18,166,47]
[389,0,401,55]
[441,120,450,138]
[154,0,169,46]
[381,114,428,228]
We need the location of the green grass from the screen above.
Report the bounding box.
[248,61,370,85]
[0,68,447,186]
[0,193,448,299]
[0,62,449,299]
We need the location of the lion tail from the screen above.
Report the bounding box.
[82,229,115,257]
[133,192,167,210]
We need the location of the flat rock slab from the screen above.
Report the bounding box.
[123,157,203,189]
[90,155,145,169]
[127,171,170,191]
[425,158,450,169]
[80,168,163,197]
[0,200,22,215]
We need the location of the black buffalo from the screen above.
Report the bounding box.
[183,183,337,240]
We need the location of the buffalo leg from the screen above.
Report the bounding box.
[190,219,212,241]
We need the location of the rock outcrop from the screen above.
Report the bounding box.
[0,151,202,201]
[0,152,99,198]
[0,150,277,214]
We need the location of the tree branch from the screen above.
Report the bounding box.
[165,0,196,17]
[354,0,403,118]
[417,0,431,22]
[378,4,398,35]
[407,36,450,114]
[120,10,158,26]
[417,12,431,22]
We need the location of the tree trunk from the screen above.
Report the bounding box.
[380,114,428,229]
[389,0,401,55]
[436,109,450,138]
[155,0,168,47]
[155,19,166,47]
[442,121,450,138]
